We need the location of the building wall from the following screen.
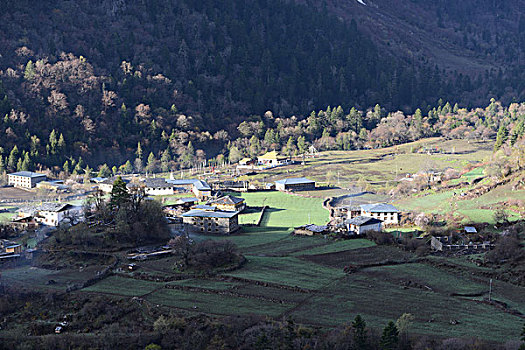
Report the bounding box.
[183,215,238,234]
[214,202,245,212]
[277,182,315,191]
[145,187,174,196]
[193,188,211,199]
[361,211,399,224]
[8,175,46,189]
[349,222,382,235]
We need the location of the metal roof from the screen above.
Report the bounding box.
[9,171,46,178]
[360,203,399,213]
[345,216,383,226]
[182,209,238,218]
[275,177,315,185]
[464,226,477,233]
[258,151,287,160]
[167,179,211,191]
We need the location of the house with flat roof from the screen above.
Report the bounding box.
[208,195,245,212]
[8,171,47,189]
[275,177,315,191]
[346,216,383,235]
[181,208,239,234]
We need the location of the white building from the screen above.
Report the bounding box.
[8,171,47,189]
[17,203,82,227]
[356,203,400,225]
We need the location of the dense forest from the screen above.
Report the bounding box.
[0,0,523,171]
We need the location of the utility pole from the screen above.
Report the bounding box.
[488,279,493,302]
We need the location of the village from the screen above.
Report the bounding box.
[0,147,506,263]
[0,141,524,343]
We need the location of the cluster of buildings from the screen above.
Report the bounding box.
[164,195,246,235]
[238,151,291,170]
[322,203,400,236]
[14,203,82,228]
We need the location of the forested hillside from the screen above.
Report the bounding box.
[0,0,523,170]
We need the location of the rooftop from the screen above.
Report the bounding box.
[182,209,238,219]
[275,177,315,185]
[258,151,287,160]
[18,203,74,214]
[167,179,211,191]
[295,224,328,233]
[9,171,46,178]
[346,216,383,226]
[209,195,244,205]
[144,178,173,188]
[360,203,399,213]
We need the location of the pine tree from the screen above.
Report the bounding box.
[24,60,35,80]
[123,160,133,174]
[110,176,130,209]
[7,146,18,171]
[146,152,157,173]
[16,157,23,171]
[57,133,66,153]
[49,129,58,155]
[297,136,307,155]
[21,153,32,171]
[0,155,5,173]
[136,142,143,160]
[98,163,111,177]
[352,315,368,349]
[379,321,399,350]
[160,149,171,172]
[494,124,508,152]
[63,160,70,175]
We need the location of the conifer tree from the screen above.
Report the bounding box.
[379,321,399,350]
[160,149,171,172]
[494,124,508,152]
[123,160,133,174]
[24,60,35,80]
[63,160,70,175]
[8,146,18,171]
[146,152,157,173]
[352,315,368,349]
[110,176,130,209]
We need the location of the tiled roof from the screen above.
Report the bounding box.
[275,177,315,185]
[345,216,383,226]
[360,203,399,213]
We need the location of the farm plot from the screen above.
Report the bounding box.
[2,265,103,291]
[82,275,163,296]
[145,288,293,317]
[303,245,416,268]
[224,255,345,290]
[291,273,523,341]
